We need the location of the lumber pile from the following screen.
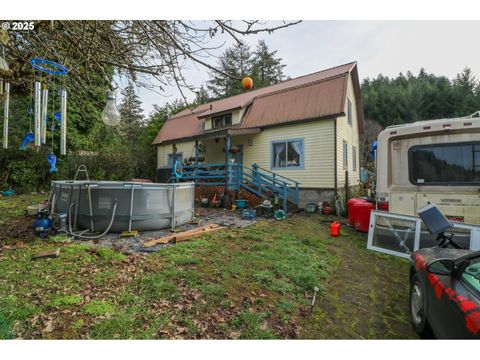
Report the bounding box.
[143,224,226,248]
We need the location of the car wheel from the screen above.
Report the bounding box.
[409,273,433,338]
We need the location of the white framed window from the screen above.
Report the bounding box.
[343,140,348,169]
[212,113,232,128]
[167,153,182,167]
[271,138,304,169]
[347,99,352,126]
[352,145,357,171]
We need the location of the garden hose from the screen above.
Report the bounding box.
[67,201,118,240]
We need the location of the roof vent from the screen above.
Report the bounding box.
[209,104,212,110]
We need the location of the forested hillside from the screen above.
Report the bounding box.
[361,68,480,128]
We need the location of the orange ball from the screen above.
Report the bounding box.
[242,76,253,90]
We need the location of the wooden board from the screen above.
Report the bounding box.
[32,248,60,260]
[143,224,226,248]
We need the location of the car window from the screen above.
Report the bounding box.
[461,258,480,293]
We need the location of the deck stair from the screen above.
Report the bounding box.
[170,163,299,212]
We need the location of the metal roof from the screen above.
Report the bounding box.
[239,75,348,129]
[153,61,364,145]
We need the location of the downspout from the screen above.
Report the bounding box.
[334,119,338,196]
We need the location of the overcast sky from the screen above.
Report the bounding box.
[136,21,480,116]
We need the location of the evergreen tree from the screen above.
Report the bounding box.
[118,82,144,141]
[251,40,285,88]
[207,42,253,99]
[361,68,480,128]
[194,85,210,105]
[206,40,286,99]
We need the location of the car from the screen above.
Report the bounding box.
[409,246,480,338]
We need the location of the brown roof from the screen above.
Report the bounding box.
[240,75,348,129]
[153,113,204,145]
[153,61,363,145]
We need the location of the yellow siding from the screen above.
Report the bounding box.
[336,74,360,188]
[232,121,335,188]
[156,141,196,168]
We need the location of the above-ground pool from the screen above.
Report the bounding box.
[50,181,195,233]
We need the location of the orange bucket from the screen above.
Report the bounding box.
[330,221,341,237]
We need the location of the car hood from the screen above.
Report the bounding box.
[411,247,471,264]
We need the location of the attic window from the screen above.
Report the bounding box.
[212,113,232,128]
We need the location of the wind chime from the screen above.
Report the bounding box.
[1,38,11,150]
[11,58,68,173]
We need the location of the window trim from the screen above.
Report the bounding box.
[211,113,233,129]
[408,141,480,186]
[343,140,348,170]
[167,152,183,168]
[270,138,305,170]
[347,98,352,126]
[352,145,357,171]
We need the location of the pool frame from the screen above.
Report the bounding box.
[49,180,195,233]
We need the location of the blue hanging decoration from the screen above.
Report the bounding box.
[371,140,378,161]
[173,160,183,179]
[0,187,15,196]
[49,112,61,130]
[29,58,68,76]
[47,153,57,173]
[20,132,35,150]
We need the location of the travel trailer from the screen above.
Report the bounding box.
[375,112,480,224]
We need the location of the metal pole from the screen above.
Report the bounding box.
[171,185,176,230]
[2,81,9,149]
[41,87,48,144]
[87,185,94,232]
[60,89,67,155]
[34,81,41,146]
[191,183,195,221]
[128,186,135,232]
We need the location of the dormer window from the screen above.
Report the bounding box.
[212,113,232,128]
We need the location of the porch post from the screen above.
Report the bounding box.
[194,139,199,165]
[225,134,231,188]
[194,139,199,185]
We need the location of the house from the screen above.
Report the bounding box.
[153,61,364,209]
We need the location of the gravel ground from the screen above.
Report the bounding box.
[75,207,259,254]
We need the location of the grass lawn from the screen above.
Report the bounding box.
[0,194,417,339]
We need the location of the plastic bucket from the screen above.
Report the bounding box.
[353,201,375,233]
[236,199,247,209]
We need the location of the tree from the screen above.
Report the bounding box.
[360,119,383,172]
[251,40,285,88]
[118,82,144,141]
[194,85,210,105]
[207,42,253,98]
[361,68,480,129]
[206,40,287,99]
[3,21,300,99]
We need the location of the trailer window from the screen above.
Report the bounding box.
[409,142,480,185]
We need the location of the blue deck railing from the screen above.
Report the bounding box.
[171,163,299,212]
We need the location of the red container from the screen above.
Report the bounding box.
[330,221,341,237]
[353,201,375,233]
[347,198,367,226]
